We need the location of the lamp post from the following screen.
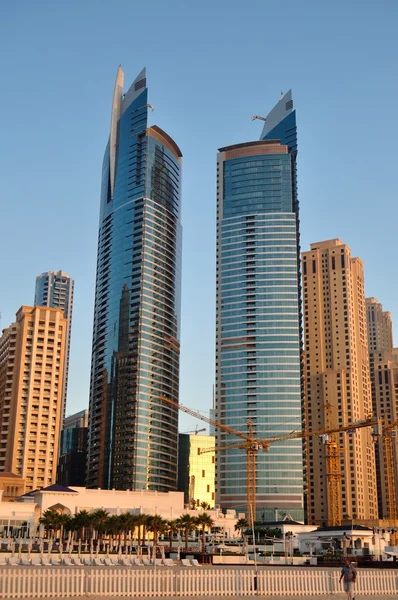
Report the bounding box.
[342,532,349,557]
[285,531,293,565]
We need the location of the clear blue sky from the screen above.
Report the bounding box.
[1,1,397,432]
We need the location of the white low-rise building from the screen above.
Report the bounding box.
[1,484,238,538]
[297,525,389,557]
[0,490,36,538]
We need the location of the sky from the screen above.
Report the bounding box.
[1,0,398,433]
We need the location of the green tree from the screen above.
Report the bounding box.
[195,512,214,553]
[200,501,211,510]
[119,512,138,548]
[234,518,249,538]
[57,514,72,543]
[176,514,197,551]
[39,510,60,540]
[147,515,168,560]
[90,509,109,545]
[71,510,92,542]
[167,519,178,551]
[104,515,123,550]
[135,513,151,547]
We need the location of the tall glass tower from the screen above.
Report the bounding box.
[87,67,182,491]
[215,91,304,520]
[35,270,74,422]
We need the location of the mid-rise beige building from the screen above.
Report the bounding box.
[302,239,378,525]
[366,297,398,520]
[366,298,393,355]
[0,306,67,492]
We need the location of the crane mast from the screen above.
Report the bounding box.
[158,396,380,526]
[382,418,398,522]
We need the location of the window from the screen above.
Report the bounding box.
[202,470,205,477]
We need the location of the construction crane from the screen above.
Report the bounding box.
[323,401,341,528]
[199,412,381,526]
[182,426,206,435]
[158,395,380,524]
[159,396,268,517]
[381,418,398,522]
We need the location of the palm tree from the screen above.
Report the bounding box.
[104,515,123,552]
[147,515,168,560]
[195,512,214,553]
[39,510,60,540]
[119,512,138,549]
[136,513,151,548]
[71,510,92,542]
[167,519,178,551]
[200,501,211,510]
[57,514,72,545]
[90,509,109,546]
[235,517,249,538]
[176,514,197,551]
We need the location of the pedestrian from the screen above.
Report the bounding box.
[339,558,357,600]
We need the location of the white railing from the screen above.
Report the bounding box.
[0,566,397,598]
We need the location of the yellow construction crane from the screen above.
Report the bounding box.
[159,395,380,524]
[323,400,341,528]
[159,396,267,517]
[382,418,398,522]
[200,414,380,526]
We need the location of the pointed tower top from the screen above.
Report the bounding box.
[260,89,293,139]
[121,67,147,115]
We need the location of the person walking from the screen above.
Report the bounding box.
[339,558,357,600]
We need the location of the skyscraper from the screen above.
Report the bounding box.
[35,270,74,421]
[366,297,398,520]
[87,67,182,492]
[0,306,67,491]
[57,409,88,487]
[302,239,378,524]
[215,91,304,520]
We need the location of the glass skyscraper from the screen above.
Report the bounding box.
[215,91,304,520]
[87,67,182,492]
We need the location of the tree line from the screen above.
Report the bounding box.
[38,509,215,556]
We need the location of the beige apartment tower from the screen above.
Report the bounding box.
[366,297,398,520]
[0,306,67,492]
[302,239,378,525]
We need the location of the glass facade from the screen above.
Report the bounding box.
[177,434,216,507]
[87,67,182,492]
[215,91,304,520]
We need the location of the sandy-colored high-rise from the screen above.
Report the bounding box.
[35,271,74,422]
[302,239,378,525]
[366,297,398,519]
[0,306,67,492]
